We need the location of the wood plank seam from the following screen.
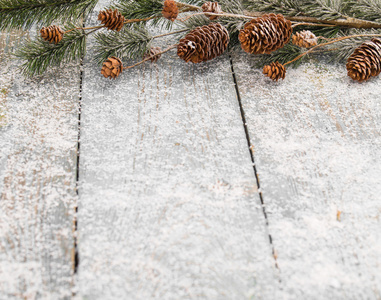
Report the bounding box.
[228,54,280,271]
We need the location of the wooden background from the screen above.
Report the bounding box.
[1,1,380,299]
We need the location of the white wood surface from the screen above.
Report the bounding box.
[232,53,381,299]
[0,31,79,299]
[77,15,277,299]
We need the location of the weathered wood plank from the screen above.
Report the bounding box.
[0,31,79,299]
[77,21,277,300]
[232,55,381,298]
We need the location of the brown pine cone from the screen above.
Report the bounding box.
[101,57,123,79]
[98,9,125,31]
[162,0,179,22]
[263,62,286,81]
[177,23,229,63]
[143,47,162,63]
[346,38,381,82]
[292,30,318,48]
[40,25,64,44]
[239,14,292,54]
[201,2,222,20]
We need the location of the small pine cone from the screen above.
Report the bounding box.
[201,2,222,20]
[98,9,125,31]
[162,0,179,22]
[143,47,162,63]
[239,14,292,54]
[101,57,123,79]
[263,62,286,81]
[40,25,64,44]
[177,23,229,63]
[346,38,381,82]
[292,30,318,48]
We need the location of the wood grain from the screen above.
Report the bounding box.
[77,21,277,299]
[0,31,80,299]
[232,54,381,299]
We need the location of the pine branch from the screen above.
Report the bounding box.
[15,22,87,77]
[348,0,381,23]
[94,25,152,65]
[301,0,345,20]
[254,43,305,68]
[243,0,303,17]
[0,0,97,30]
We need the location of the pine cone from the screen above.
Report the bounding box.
[101,57,123,79]
[263,62,286,81]
[162,0,179,22]
[98,9,125,31]
[292,30,318,48]
[177,23,229,63]
[143,47,162,63]
[239,14,292,54]
[40,25,64,44]
[346,38,381,82]
[201,2,222,20]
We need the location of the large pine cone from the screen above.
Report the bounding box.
[177,23,229,63]
[40,25,64,44]
[202,2,222,20]
[292,30,318,48]
[143,47,162,63]
[263,62,286,81]
[98,9,125,31]
[162,0,179,22]
[101,57,123,79]
[346,38,381,82]
[239,14,292,54]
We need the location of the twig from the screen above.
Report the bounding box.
[179,11,253,22]
[65,25,103,34]
[244,11,381,29]
[292,22,336,28]
[284,34,381,67]
[123,44,178,70]
[175,1,200,11]
[152,29,189,39]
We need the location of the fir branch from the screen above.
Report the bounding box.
[15,22,87,77]
[255,43,305,67]
[301,0,345,20]
[0,0,97,30]
[113,0,174,29]
[243,0,303,17]
[348,0,381,23]
[94,25,152,65]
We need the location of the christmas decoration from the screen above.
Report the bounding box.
[40,25,64,44]
[143,47,162,62]
[98,9,125,31]
[263,62,286,81]
[162,0,179,22]
[201,2,222,20]
[5,0,381,82]
[101,56,123,79]
[239,14,292,54]
[346,38,381,82]
[177,23,229,63]
[292,30,318,48]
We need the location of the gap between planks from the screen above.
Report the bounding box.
[229,54,280,271]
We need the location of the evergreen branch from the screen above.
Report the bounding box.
[348,0,381,23]
[0,0,97,30]
[253,43,305,67]
[243,0,303,17]
[283,32,381,66]
[301,0,345,20]
[15,22,87,77]
[94,25,152,65]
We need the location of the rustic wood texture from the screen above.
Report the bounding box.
[232,54,381,298]
[0,31,79,299]
[77,14,277,299]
